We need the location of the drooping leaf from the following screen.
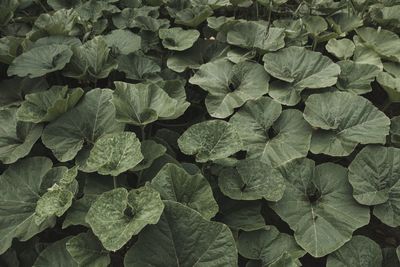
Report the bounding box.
[66,232,110,267]
[349,145,400,227]
[0,157,78,254]
[32,9,80,37]
[124,201,238,267]
[238,226,306,266]
[377,62,400,102]
[218,158,285,201]
[16,86,84,123]
[85,186,164,251]
[131,140,166,171]
[112,81,178,126]
[42,88,124,162]
[0,107,42,164]
[336,60,381,94]
[229,96,312,167]
[263,46,340,105]
[104,29,141,55]
[79,132,143,176]
[33,237,77,267]
[177,120,243,162]
[189,59,269,118]
[356,27,400,63]
[159,27,200,51]
[326,235,382,267]
[8,44,73,78]
[226,21,285,52]
[269,158,370,257]
[303,91,390,156]
[150,163,218,219]
[63,36,117,81]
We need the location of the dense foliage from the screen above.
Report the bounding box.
[1,0,400,266]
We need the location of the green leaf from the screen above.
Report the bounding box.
[304,91,390,156]
[124,201,238,267]
[177,120,243,162]
[0,107,42,164]
[356,27,400,63]
[42,88,124,162]
[325,38,355,60]
[238,226,305,266]
[303,15,327,36]
[112,81,178,126]
[263,46,340,105]
[0,36,24,64]
[150,163,218,219]
[17,86,84,123]
[63,36,117,81]
[226,21,285,51]
[131,140,166,171]
[377,62,400,102]
[0,157,75,254]
[391,116,400,147]
[66,232,110,267]
[189,59,269,118]
[33,237,78,267]
[218,158,285,201]
[349,145,400,227]
[32,9,79,36]
[336,61,381,94]
[174,6,213,27]
[104,29,141,55]
[326,235,382,267]
[159,27,200,51]
[269,158,370,257]
[117,53,161,80]
[79,132,143,176]
[85,186,164,251]
[229,96,312,167]
[8,44,73,78]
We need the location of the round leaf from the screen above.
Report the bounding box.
[177,120,243,163]
[33,237,77,267]
[269,158,370,257]
[104,29,141,55]
[124,201,238,267]
[303,91,390,156]
[159,27,200,51]
[325,38,355,60]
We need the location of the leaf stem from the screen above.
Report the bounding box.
[113,176,118,189]
[140,125,146,140]
[266,1,272,33]
[255,1,259,19]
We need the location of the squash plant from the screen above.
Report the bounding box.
[0,0,400,266]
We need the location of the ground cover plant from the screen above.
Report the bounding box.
[1,0,400,266]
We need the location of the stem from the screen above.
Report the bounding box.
[113,176,118,189]
[312,37,318,51]
[266,1,272,33]
[140,125,146,140]
[137,170,144,187]
[255,1,259,19]
[382,99,392,112]
[35,0,49,12]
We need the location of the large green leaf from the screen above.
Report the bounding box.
[66,232,110,267]
[262,46,340,105]
[0,108,42,164]
[159,27,200,51]
[79,132,143,176]
[124,201,238,267]
[349,145,400,227]
[189,59,269,118]
[42,88,124,162]
[33,237,77,267]
[326,235,382,267]
[325,38,355,60]
[269,158,370,257]
[377,62,400,102]
[336,60,381,94]
[0,36,24,64]
[117,53,161,80]
[0,157,78,254]
[303,91,390,156]
[238,226,306,266]
[63,36,117,81]
[85,186,164,251]
[150,163,218,219]
[229,96,312,167]
[177,120,243,162]
[8,44,73,78]
[104,29,141,55]
[32,9,80,37]
[226,21,285,51]
[112,81,178,126]
[356,27,400,62]
[16,86,84,123]
[218,158,285,201]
